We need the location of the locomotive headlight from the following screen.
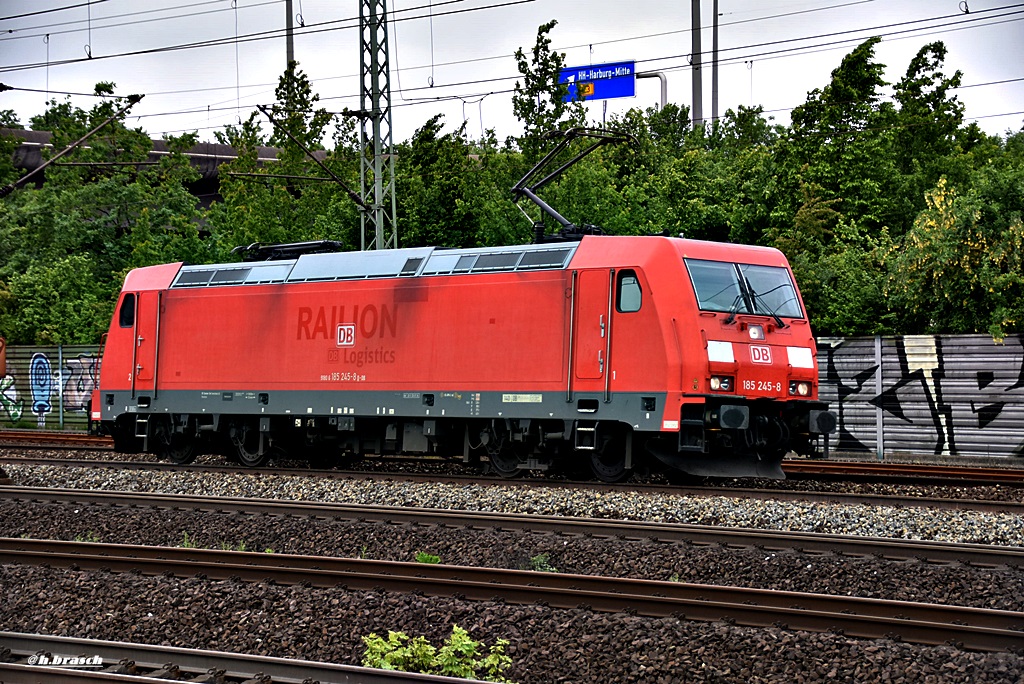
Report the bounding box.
[789,381,811,396]
[710,376,733,392]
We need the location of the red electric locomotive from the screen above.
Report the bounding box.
[90,234,834,479]
[90,129,836,479]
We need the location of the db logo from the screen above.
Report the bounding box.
[336,324,356,347]
[750,345,773,364]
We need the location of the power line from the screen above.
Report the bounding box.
[4,1,1018,103]
[0,83,110,97]
[0,0,111,22]
[631,6,1024,73]
[338,1,1024,93]
[0,0,501,73]
[0,0,283,43]
[3,0,941,77]
[6,2,1022,143]
[136,71,1023,135]
[116,48,1024,139]
[176,4,1024,114]
[0,0,873,49]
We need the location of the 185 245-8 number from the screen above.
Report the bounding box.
[742,379,781,393]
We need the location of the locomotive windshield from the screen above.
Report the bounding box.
[684,259,804,319]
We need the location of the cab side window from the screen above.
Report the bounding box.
[119,293,136,328]
[616,270,641,313]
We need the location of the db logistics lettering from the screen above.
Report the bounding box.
[344,348,397,367]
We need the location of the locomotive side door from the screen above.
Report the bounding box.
[131,291,161,396]
[573,270,613,382]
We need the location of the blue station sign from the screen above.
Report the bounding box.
[559,61,636,102]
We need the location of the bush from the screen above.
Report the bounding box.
[362,624,514,683]
[414,550,440,564]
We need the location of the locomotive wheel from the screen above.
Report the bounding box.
[230,422,271,468]
[589,449,630,482]
[589,432,631,483]
[488,446,523,478]
[152,418,196,465]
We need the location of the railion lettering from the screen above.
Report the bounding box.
[297,304,397,340]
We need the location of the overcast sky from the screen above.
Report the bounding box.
[1,0,1022,145]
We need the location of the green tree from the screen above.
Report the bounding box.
[883,41,970,236]
[511,20,585,161]
[0,87,204,344]
[0,111,21,187]
[265,60,333,153]
[0,255,104,344]
[206,63,359,258]
[782,37,895,235]
[776,184,894,336]
[396,115,481,248]
[888,155,1024,339]
[0,109,21,128]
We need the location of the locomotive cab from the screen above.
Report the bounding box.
[637,245,836,478]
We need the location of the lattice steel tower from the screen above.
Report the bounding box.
[359,0,398,250]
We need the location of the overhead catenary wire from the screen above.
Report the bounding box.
[0,0,110,22]
[6,0,1022,79]
[3,2,1018,105]
[4,1,1021,143]
[22,3,1021,123]
[0,0,282,43]
[0,0,508,73]
[69,63,1019,142]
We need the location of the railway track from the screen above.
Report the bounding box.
[3,538,1023,653]
[3,455,1024,513]
[784,459,1024,484]
[3,429,1024,487]
[2,486,1022,569]
[0,631,461,683]
[0,429,113,449]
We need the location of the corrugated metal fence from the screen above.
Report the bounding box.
[818,334,1024,460]
[2,336,1023,461]
[0,341,101,431]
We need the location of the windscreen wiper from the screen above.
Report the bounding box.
[723,294,745,325]
[745,277,788,329]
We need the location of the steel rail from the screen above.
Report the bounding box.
[784,460,1024,484]
[3,539,1024,652]
[4,456,1024,513]
[0,631,469,683]
[1,486,1022,569]
[0,430,113,449]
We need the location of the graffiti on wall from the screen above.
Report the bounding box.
[0,347,100,429]
[820,335,1024,459]
[0,374,21,423]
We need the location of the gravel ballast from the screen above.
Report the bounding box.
[3,463,1024,682]
[2,564,1022,684]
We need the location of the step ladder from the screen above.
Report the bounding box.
[134,416,149,452]
[575,421,597,450]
